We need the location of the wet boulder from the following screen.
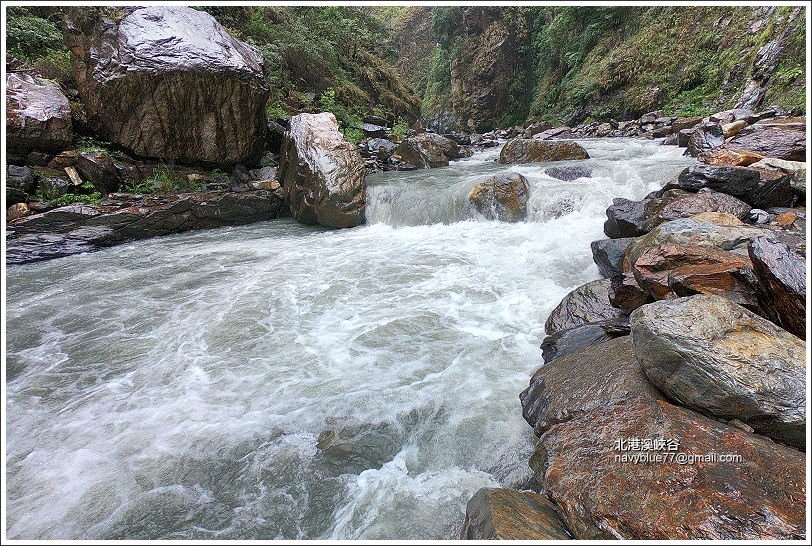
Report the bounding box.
[670,116,703,134]
[468,172,530,222]
[590,237,634,278]
[75,151,120,194]
[394,133,459,168]
[644,189,751,230]
[748,234,806,338]
[697,146,764,167]
[544,165,593,181]
[279,112,366,228]
[461,488,571,540]
[665,165,794,209]
[631,295,806,449]
[545,279,626,335]
[750,158,806,196]
[603,197,650,238]
[63,6,269,164]
[609,274,652,312]
[6,73,73,154]
[540,318,630,364]
[685,122,724,157]
[499,138,589,164]
[727,119,806,162]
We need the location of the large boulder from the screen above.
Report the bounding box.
[590,237,634,278]
[498,138,589,164]
[727,119,806,162]
[664,165,795,209]
[279,113,366,228]
[461,488,571,540]
[644,189,751,230]
[6,73,73,154]
[394,133,459,168]
[545,279,626,335]
[544,165,593,181]
[468,172,529,222]
[631,295,806,450]
[540,318,630,365]
[750,157,806,196]
[63,6,269,164]
[603,197,650,238]
[748,234,806,338]
[685,122,724,157]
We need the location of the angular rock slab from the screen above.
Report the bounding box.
[468,172,529,222]
[64,6,268,164]
[6,73,73,154]
[645,189,751,230]
[727,120,806,162]
[532,397,806,539]
[499,138,589,164]
[666,165,794,209]
[603,197,650,238]
[280,112,366,228]
[394,133,459,168]
[540,318,630,365]
[590,237,635,279]
[544,279,626,336]
[631,295,806,449]
[748,234,806,338]
[461,488,571,540]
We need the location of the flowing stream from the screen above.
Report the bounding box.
[5,139,694,539]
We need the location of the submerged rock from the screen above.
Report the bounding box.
[545,279,626,335]
[461,488,571,540]
[631,295,806,449]
[468,172,529,222]
[63,6,269,164]
[544,165,593,181]
[7,73,73,154]
[279,112,366,228]
[498,139,589,164]
[748,234,806,338]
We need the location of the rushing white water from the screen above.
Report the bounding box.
[5,139,694,539]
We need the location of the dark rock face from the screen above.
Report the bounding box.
[727,120,806,161]
[498,139,589,164]
[685,122,724,157]
[665,165,794,209]
[644,189,751,229]
[631,295,806,450]
[468,172,529,222]
[7,165,36,205]
[394,133,459,168]
[748,234,806,338]
[544,165,593,181]
[532,396,806,539]
[590,237,634,279]
[609,274,652,312]
[460,488,572,540]
[63,6,269,164]
[75,151,120,194]
[540,318,630,365]
[545,279,626,335]
[6,73,73,154]
[603,197,650,238]
[279,113,366,228]
[6,190,285,265]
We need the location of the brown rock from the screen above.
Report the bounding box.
[461,488,571,540]
[670,116,703,134]
[609,274,651,312]
[697,146,764,167]
[727,120,806,162]
[6,73,73,154]
[7,203,31,221]
[468,172,529,222]
[539,318,631,365]
[394,133,459,168]
[499,138,589,164]
[645,189,751,229]
[748,234,806,338]
[689,211,746,226]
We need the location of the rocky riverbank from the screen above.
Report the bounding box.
[461,110,807,540]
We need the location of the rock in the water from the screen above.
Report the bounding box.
[631,295,806,449]
[279,112,366,228]
[545,279,626,335]
[544,165,593,181]
[6,73,73,154]
[603,197,650,238]
[499,138,589,164]
[63,6,269,164]
[533,396,806,539]
[645,189,751,230]
[590,237,634,278]
[394,133,459,168]
[461,488,571,540]
[665,165,794,209]
[686,122,724,157]
[540,318,630,364]
[727,120,806,162]
[468,172,529,222]
[748,234,806,338]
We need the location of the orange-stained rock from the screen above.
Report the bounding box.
[461,488,572,540]
[697,146,764,167]
[689,211,746,225]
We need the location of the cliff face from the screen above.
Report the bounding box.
[399,6,806,131]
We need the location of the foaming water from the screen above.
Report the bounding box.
[5,139,694,539]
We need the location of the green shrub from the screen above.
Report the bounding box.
[6,7,64,60]
[123,165,204,195]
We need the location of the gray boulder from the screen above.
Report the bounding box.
[7,73,73,154]
[468,172,529,222]
[590,237,634,278]
[545,279,626,335]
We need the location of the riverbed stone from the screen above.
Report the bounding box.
[545,279,626,335]
[697,146,764,167]
[461,488,572,540]
[394,133,459,168]
[603,197,650,238]
[644,189,751,230]
[590,237,634,278]
[499,138,589,164]
[544,165,593,181]
[468,172,529,222]
[748,234,806,338]
[63,6,269,164]
[665,165,795,209]
[727,119,806,162]
[540,318,630,365]
[280,112,366,228]
[686,122,724,157]
[631,295,806,449]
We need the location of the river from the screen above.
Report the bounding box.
[5,139,694,539]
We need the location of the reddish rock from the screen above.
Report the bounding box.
[697,146,764,167]
[609,274,651,311]
[748,234,806,338]
[727,120,805,162]
[645,189,751,229]
[461,488,572,540]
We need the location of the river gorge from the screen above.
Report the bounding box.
[6,140,694,539]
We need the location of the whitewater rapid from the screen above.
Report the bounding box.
[5,139,694,539]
